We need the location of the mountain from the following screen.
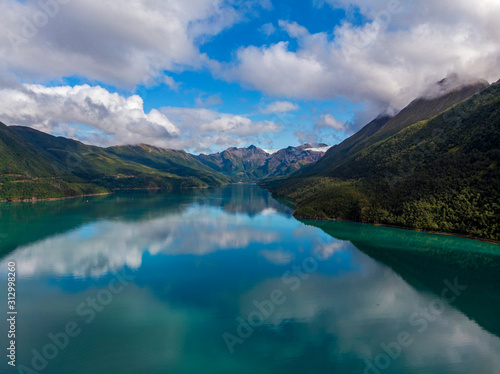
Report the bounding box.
[295,80,488,178]
[264,80,500,241]
[195,144,329,182]
[0,123,327,200]
[0,122,108,200]
[195,145,269,182]
[0,124,230,200]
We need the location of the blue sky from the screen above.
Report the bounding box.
[0,0,499,153]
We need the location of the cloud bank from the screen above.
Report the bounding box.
[0,84,280,152]
[0,0,270,88]
[224,0,500,121]
[1,0,499,147]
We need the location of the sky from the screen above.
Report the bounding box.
[0,0,499,154]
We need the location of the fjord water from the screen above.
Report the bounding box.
[1,185,499,374]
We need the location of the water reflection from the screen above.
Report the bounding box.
[12,206,283,277]
[0,185,292,258]
[302,219,500,339]
[0,185,499,374]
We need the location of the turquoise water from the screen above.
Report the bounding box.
[1,184,499,373]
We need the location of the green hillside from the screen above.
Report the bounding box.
[0,125,230,201]
[0,123,108,200]
[265,81,500,241]
[295,81,487,179]
[0,123,326,200]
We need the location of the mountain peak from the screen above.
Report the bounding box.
[422,74,488,100]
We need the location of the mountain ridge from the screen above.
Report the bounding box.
[293,80,488,179]
[194,143,328,182]
[0,124,328,200]
[264,80,500,241]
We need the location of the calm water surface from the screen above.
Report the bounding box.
[0,184,499,374]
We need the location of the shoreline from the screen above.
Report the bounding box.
[2,185,498,245]
[0,192,112,203]
[0,184,222,203]
[266,189,499,245]
[293,213,500,246]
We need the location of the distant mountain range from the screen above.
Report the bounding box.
[194,143,329,182]
[0,122,328,201]
[263,79,500,241]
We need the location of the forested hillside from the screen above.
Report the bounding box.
[264,81,500,241]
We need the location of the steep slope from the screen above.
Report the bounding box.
[263,145,327,179]
[195,145,269,182]
[266,81,500,241]
[298,81,487,178]
[195,144,328,182]
[0,122,107,200]
[0,122,73,178]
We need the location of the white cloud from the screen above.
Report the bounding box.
[223,0,500,122]
[0,83,281,152]
[317,114,347,131]
[161,107,281,153]
[261,100,299,114]
[260,22,276,36]
[278,20,309,38]
[0,0,270,88]
[164,76,180,91]
[0,84,180,147]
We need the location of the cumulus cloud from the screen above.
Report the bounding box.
[161,107,281,153]
[0,84,180,147]
[316,114,347,131]
[260,22,276,36]
[223,0,500,123]
[0,0,270,88]
[0,84,280,152]
[261,100,299,114]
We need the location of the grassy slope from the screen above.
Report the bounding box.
[105,144,230,186]
[267,82,500,241]
[0,123,108,200]
[0,125,229,200]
